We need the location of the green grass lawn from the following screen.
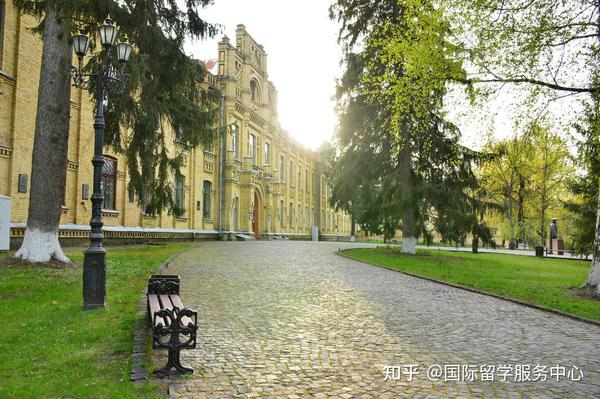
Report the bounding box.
[341,247,600,321]
[0,243,189,398]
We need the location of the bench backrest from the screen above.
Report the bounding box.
[148,275,180,295]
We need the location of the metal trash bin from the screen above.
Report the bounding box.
[535,245,544,257]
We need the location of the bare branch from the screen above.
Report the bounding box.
[455,76,595,93]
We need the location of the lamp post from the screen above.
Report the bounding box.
[71,16,132,310]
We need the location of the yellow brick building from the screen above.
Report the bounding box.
[0,6,352,242]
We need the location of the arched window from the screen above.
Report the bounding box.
[250,79,260,102]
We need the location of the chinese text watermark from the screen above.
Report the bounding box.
[383,364,584,383]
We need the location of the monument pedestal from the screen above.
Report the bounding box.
[546,238,564,255]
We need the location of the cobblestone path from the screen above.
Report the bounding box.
[156,241,600,398]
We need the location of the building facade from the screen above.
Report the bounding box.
[0,5,351,242]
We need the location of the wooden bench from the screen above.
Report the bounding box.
[147,275,198,374]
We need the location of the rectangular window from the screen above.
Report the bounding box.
[264,142,270,165]
[102,157,117,210]
[297,166,302,189]
[280,156,285,181]
[175,173,185,214]
[249,133,256,163]
[298,205,301,228]
[289,202,293,226]
[203,180,212,219]
[0,0,4,69]
[305,169,309,192]
[233,196,239,231]
[279,200,284,225]
[231,124,239,158]
[289,161,294,185]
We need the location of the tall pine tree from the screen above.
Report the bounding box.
[330,0,477,253]
[13,0,219,262]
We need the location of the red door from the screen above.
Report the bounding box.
[252,193,260,239]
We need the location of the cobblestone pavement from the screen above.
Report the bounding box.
[155,241,600,398]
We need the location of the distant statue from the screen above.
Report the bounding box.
[550,218,558,239]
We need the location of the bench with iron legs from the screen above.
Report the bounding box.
[147,275,198,374]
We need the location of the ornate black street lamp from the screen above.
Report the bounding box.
[71,16,132,310]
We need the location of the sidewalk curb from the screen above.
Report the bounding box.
[130,246,195,383]
[337,249,600,328]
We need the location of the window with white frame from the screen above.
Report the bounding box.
[231,124,239,158]
[264,142,270,165]
[249,133,256,163]
[174,173,185,215]
[102,156,117,211]
[203,180,212,219]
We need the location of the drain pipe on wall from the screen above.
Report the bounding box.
[218,94,226,240]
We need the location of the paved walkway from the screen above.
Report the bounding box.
[156,241,600,398]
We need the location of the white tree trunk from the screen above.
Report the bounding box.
[15,228,69,263]
[399,122,416,255]
[402,235,417,255]
[14,5,71,263]
[586,183,600,293]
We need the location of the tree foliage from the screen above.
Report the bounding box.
[449,0,599,94]
[480,123,574,247]
[566,99,600,256]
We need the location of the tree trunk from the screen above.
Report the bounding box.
[517,174,525,245]
[472,232,478,254]
[585,178,600,293]
[350,215,356,241]
[583,0,600,293]
[15,5,71,263]
[540,146,549,246]
[399,123,416,254]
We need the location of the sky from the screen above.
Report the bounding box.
[185,0,342,150]
[184,0,584,151]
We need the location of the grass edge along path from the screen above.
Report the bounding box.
[339,247,600,325]
[0,243,191,399]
